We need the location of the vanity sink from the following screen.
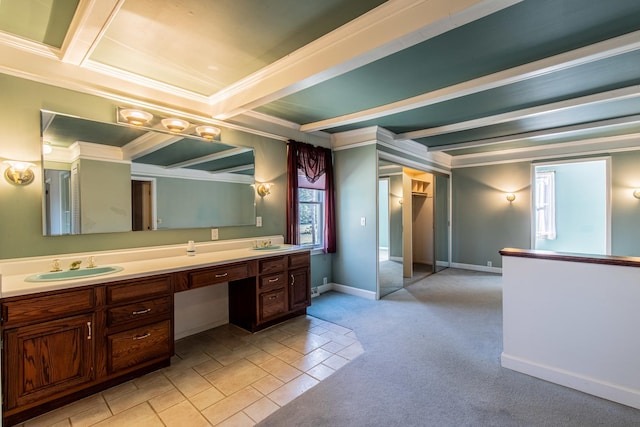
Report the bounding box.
[25,266,123,282]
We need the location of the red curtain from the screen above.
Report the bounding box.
[286,140,336,253]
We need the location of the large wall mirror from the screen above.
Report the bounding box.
[41,110,256,236]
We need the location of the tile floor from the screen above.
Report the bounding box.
[18,315,364,427]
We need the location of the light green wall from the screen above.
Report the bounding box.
[453,150,640,267]
[332,145,378,292]
[612,151,640,256]
[452,162,531,268]
[0,73,286,259]
[154,177,255,229]
[78,159,131,234]
[389,174,403,259]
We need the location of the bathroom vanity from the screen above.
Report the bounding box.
[0,238,310,426]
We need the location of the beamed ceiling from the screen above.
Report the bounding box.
[1,0,640,168]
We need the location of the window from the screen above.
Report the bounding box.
[535,170,556,240]
[286,140,335,253]
[299,188,325,247]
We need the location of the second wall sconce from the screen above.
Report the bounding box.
[256,183,272,197]
[4,160,35,185]
[505,193,516,203]
[633,189,640,199]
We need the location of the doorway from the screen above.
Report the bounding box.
[377,159,450,298]
[131,177,157,231]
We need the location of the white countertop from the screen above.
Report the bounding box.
[0,236,309,298]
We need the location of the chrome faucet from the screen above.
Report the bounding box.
[69,260,82,270]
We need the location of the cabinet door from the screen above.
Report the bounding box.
[289,267,310,312]
[4,313,94,409]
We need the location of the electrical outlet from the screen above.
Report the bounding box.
[211,228,219,240]
[323,277,328,285]
[256,216,262,227]
[487,261,492,267]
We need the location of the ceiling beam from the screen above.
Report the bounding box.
[207,0,523,120]
[60,0,123,65]
[166,147,252,169]
[122,132,183,161]
[429,114,640,152]
[301,30,640,132]
[397,85,640,141]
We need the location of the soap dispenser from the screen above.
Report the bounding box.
[187,240,196,256]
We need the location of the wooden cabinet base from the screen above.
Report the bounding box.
[2,358,170,427]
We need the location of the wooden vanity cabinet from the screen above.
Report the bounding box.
[1,275,173,426]
[229,252,311,332]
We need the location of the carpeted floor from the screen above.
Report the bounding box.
[258,268,640,426]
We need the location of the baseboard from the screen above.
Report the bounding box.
[501,353,640,410]
[389,256,402,262]
[320,282,377,300]
[451,262,502,274]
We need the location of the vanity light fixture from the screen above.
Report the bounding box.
[633,189,640,199]
[3,160,36,185]
[256,183,272,197]
[120,108,153,126]
[161,118,190,133]
[196,125,221,140]
[506,193,516,203]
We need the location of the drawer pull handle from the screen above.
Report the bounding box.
[215,272,228,278]
[133,333,151,340]
[269,295,277,300]
[268,277,279,283]
[132,308,151,315]
[290,274,295,286]
[87,321,92,340]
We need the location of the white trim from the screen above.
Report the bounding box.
[326,283,377,300]
[501,353,640,410]
[450,262,502,274]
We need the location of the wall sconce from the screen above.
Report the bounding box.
[120,108,153,126]
[398,198,403,205]
[633,189,640,199]
[506,193,516,203]
[256,183,272,197]
[196,125,221,140]
[161,118,190,133]
[4,160,35,185]
[42,142,53,155]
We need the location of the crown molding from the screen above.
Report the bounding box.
[451,132,640,168]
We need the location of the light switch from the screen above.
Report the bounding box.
[360,217,366,226]
[256,216,262,227]
[211,228,219,240]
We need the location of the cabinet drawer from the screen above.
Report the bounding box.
[107,296,172,327]
[259,256,286,274]
[259,272,287,291]
[2,288,94,326]
[107,276,171,305]
[108,320,171,373]
[259,288,287,322]
[288,252,310,269]
[189,263,248,289]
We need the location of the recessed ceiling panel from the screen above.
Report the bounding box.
[134,138,239,167]
[0,0,79,48]
[44,114,146,148]
[90,0,385,95]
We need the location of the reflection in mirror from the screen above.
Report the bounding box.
[41,110,256,236]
